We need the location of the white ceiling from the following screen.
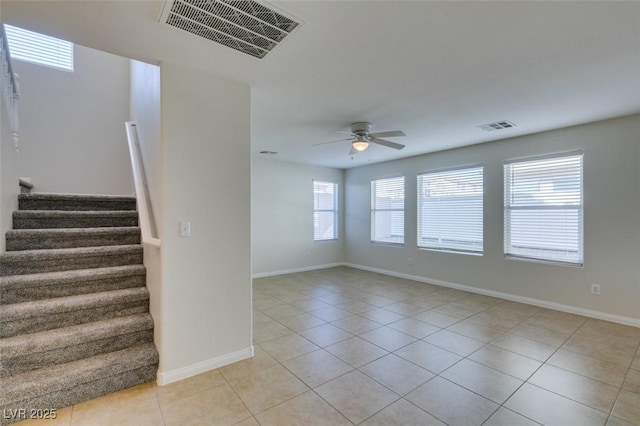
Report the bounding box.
[3,1,640,169]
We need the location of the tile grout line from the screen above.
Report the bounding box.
[398,296,603,424]
[151,384,169,426]
[257,284,443,424]
[253,271,640,426]
[604,338,640,425]
[218,359,272,425]
[476,312,588,425]
[428,299,546,425]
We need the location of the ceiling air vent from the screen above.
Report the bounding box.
[478,120,516,132]
[160,0,300,59]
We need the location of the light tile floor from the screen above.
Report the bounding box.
[16,267,640,425]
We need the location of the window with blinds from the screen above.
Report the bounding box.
[4,25,74,72]
[371,176,404,244]
[313,180,338,241]
[504,151,583,265]
[417,166,483,254]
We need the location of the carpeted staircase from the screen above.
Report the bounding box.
[0,193,158,425]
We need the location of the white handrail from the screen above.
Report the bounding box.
[126,121,160,247]
[0,23,19,151]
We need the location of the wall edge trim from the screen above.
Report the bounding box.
[344,263,640,328]
[156,345,254,386]
[252,262,346,279]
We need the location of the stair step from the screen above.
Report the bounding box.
[0,245,143,276]
[0,191,158,425]
[18,193,137,211]
[0,265,146,305]
[0,343,158,422]
[0,287,149,337]
[6,227,141,251]
[0,314,154,377]
[13,210,138,229]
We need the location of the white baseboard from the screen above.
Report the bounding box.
[252,262,346,279]
[345,262,640,328]
[156,345,254,386]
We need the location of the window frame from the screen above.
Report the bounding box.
[370,175,405,245]
[313,180,338,242]
[417,164,484,255]
[503,150,584,266]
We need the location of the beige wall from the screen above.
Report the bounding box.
[252,157,345,276]
[345,114,640,323]
[129,59,163,368]
[13,44,132,195]
[0,73,19,254]
[130,60,161,236]
[159,62,252,382]
[1,16,19,253]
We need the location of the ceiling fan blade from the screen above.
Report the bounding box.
[348,145,357,155]
[312,137,352,147]
[371,138,405,150]
[369,130,406,138]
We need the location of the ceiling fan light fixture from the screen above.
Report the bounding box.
[352,136,369,152]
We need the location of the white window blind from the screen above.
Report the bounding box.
[417,166,483,254]
[5,25,73,72]
[371,176,404,244]
[504,151,583,265]
[313,180,338,241]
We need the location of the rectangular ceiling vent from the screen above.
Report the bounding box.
[478,120,516,132]
[161,0,300,59]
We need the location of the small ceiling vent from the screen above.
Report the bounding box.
[161,0,300,59]
[478,120,516,132]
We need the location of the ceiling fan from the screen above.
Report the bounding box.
[314,122,406,155]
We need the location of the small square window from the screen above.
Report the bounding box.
[371,176,405,244]
[313,181,338,241]
[5,25,74,72]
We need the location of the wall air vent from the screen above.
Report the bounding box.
[478,120,516,132]
[160,0,300,59]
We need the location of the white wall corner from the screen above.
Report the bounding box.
[345,262,640,328]
[156,345,254,386]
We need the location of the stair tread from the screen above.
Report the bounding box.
[0,265,146,288]
[14,210,138,218]
[1,245,143,277]
[19,193,136,202]
[1,244,142,260]
[18,194,137,213]
[0,314,153,357]
[0,287,149,322]
[7,227,140,237]
[0,343,158,406]
[5,227,142,252]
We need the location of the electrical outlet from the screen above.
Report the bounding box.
[591,284,601,296]
[180,221,191,237]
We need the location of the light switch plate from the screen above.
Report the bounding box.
[180,221,191,237]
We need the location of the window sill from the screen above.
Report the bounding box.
[371,241,404,247]
[417,247,483,257]
[504,255,583,268]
